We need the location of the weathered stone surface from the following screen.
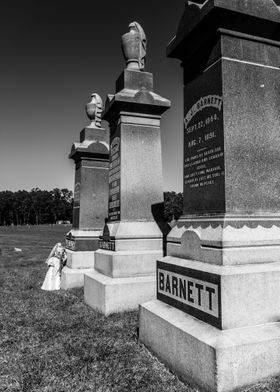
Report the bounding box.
[140,300,280,392]
[167,1,280,255]
[84,272,156,315]
[157,256,280,330]
[61,96,110,290]
[121,22,147,71]
[167,0,280,63]
[140,2,280,391]
[85,43,170,313]
[61,266,95,289]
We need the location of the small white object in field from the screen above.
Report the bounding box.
[14,247,22,252]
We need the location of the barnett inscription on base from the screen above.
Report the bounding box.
[66,239,75,251]
[157,261,221,329]
[99,240,115,251]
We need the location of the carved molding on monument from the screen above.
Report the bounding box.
[167,224,280,266]
[169,222,280,244]
[174,215,280,229]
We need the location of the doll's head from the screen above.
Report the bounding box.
[54,243,64,258]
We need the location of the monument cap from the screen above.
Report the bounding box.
[167,0,280,61]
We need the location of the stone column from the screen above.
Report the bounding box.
[61,93,109,289]
[84,22,170,314]
[139,2,280,391]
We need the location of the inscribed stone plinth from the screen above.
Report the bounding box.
[84,24,170,313]
[139,2,280,391]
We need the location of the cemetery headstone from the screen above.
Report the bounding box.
[84,22,170,314]
[61,94,109,289]
[139,1,280,391]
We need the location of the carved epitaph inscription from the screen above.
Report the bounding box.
[74,182,81,208]
[184,62,225,214]
[157,261,222,329]
[108,134,121,221]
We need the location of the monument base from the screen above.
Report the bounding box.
[94,249,163,278]
[84,271,156,315]
[66,229,101,252]
[139,300,280,392]
[60,250,95,290]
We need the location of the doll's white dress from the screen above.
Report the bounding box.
[41,256,61,290]
[41,243,66,291]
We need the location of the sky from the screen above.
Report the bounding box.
[0,1,185,193]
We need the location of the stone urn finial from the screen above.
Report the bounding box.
[85,93,103,128]
[121,21,147,71]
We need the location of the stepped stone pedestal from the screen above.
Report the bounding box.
[139,2,280,392]
[61,95,109,289]
[84,24,170,313]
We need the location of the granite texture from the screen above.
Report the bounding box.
[72,159,109,230]
[140,300,280,392]
[181,52,280,217]
[167,0,280,63]
[120,124,163,221]
[139,3,280,391]
[169,1,280,221]
[84,272,156,315]
[103,69,170,125]
[70,126,109,231]
[65,229,100,252]
[63,124,109,290]
[61,266,95,289]
[86,68,170,314]
[102,69,170,225]
[158,256,280,329]
[115,68,153,92]
[223,59,280,215]
[94,249,162,278]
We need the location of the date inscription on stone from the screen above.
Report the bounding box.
[74,182,80,208]
[108,135,121,221]
[157,261,221,329]
[184,62,225,214]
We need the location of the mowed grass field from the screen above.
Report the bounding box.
[0,225,279,392]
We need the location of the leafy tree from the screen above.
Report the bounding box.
[164,191,183,222]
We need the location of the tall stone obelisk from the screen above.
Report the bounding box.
[140,2,280,391]
[84,22,170,314]
[61,94,109,289]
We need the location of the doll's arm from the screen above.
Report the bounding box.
[47,258,55,267]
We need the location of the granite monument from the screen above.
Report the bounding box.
[84,22,170,314]
[139,1,280,391]
[61,93,109,289]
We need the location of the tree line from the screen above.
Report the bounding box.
[0,188,73,226]
[0,189,183,226]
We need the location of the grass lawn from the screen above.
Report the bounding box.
[0,225,279,392]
